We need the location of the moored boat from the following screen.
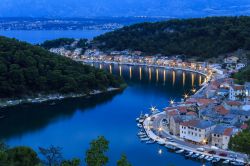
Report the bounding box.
[222,159,230,164]
[198,154,205,159]
[175,149,184,154]
[185,151,193,157]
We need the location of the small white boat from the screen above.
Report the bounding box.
[139,119,144,123]
[212,158,220,163]
[175,149,184,154]
[185,152,193,157]
[137,132,146,136]
[140,137,150,141]
[222,159,230,164]
[137,124,142,128]
[191,153,200,158]
[146,140,155,144]
[231,161,245,166]
[157,141,165,145]
[165,144,177,150]
[204,156,210,160]
[139,135,147,138]
[207,157,213,161]
[136,118,140,121]
[198,154,205,159]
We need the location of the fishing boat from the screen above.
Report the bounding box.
[185,151,193,157]
[137,124,142,128]
[207,156,213,161]
[165,144,177,150]
[157,141,165,145]
[140,137,150,141]
[231,161,245,166]
[191,153,200,158]
[137,132,146,136]
[222,159,230,164]
[146,140,155,144]
[175,149,184,154]
[212,157,220,163]
[139,119,144,123]
[139,135,148,138]
[198,154,205,159]
[204,156,210,160]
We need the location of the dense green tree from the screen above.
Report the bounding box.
[6,146,40,166]
[85,136,109,166]
[229,130,250,156]
[39,146,63,166]
[93,16,250,59]
[0,36,124,99]
[40,38,75,49]
[61,158,81,166]
[117,154,131,166]
[232,66,250,84]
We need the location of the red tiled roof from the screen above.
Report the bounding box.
[178,106,187,113]
[223,128,233,136]
[168,110,179,116]
[187,111,197,116]
[241,124,248,130]
[197,98,215,106]
[180,119,199,127]
[215,105,229,115]
[232,85,244,91]
[226,101,242,106]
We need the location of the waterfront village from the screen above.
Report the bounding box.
[49,47,250,165]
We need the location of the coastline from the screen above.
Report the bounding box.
[0,87,122,109]
[77,59,210,78]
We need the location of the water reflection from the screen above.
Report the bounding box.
[172,71,176,86]
[119,66,122,77]
[149,68,152,81]
[139,67,142,81]
[109,65,112,74]
[182,72,186,87]
[0,91,122,140]
[191,73,195,87]
[129,66,132,79]
[163,70,166,84]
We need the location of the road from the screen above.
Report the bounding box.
[143,112,248,163]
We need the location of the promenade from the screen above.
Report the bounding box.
[143,112,247,163]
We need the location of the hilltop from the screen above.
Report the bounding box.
[93,16,250,60]
[0,36,124,99]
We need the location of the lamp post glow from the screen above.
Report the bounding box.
[170,100,174,105]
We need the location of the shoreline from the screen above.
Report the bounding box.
[76,59,210,78]
[0,87,121,109]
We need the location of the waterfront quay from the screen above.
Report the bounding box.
[136,68,250,165]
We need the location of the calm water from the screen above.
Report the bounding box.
[0,30,108,44]
[0,63,208,166]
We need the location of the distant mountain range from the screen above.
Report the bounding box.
[1,0,250,18]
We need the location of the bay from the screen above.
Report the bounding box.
[0,63,208,166]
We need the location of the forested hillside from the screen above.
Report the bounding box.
[0,36,124,99]
[94,16,250,59]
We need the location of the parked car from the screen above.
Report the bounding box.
[219,153,227,157]
[208,150,216,154]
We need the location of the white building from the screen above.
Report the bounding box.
[180,119,216,144]
[229,85,245,101]
[211,125,239,150]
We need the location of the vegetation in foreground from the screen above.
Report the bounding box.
[0,136,132,166]
[0,36,125,99]
[94,16,250,60]
[229,121,250,157]
[232,66,250,84]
